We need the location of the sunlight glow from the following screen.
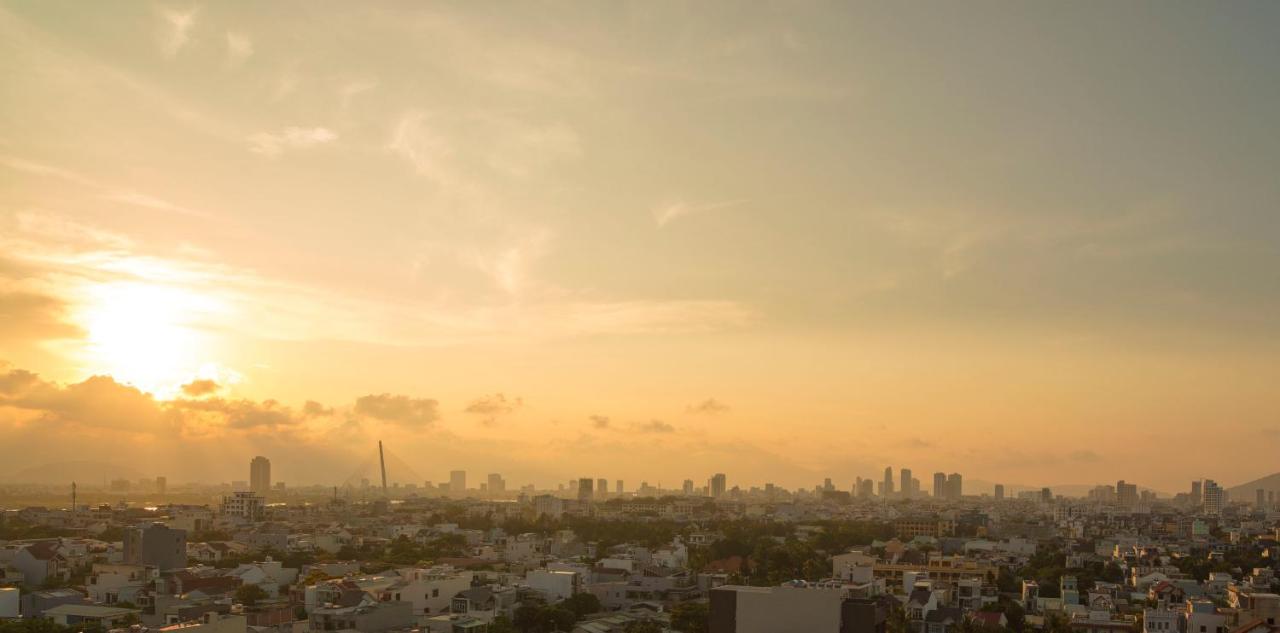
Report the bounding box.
[77,281,222,397]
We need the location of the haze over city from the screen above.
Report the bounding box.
[3,1,1280,495]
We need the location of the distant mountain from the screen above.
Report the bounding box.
[6,460,148,485]
[1227,472,1280,500]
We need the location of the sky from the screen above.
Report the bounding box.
[2,2,1279,493]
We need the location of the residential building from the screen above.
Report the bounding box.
[124,523,188,571]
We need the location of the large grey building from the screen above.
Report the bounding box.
[250,456,271,496]
[710,585,887,633]
[123,523,188,571]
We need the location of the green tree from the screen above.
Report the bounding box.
[235,583,268,606]
[563,592,602,618]
[671,601,710,633]
[624,621,664,633]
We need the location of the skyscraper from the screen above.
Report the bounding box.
[578,477,594,502]
[683,479,694,495]
[1203,479,1224,514]
[597,478,608,495]
[994,484,1005,501]
[883,467,894,497]
[1190,480,1203,506]
[900,469,913,500]
[1116,480,1138,506]
[946,473,962,500]
[616,480,624,494]
[250,456,270,496]
[486,473,505,494]
[450,470,467,493]
[710,473,727,498]
[933,472,947,498]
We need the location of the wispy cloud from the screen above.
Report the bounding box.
[158,6,199,59]
[224,31,253,68]
[248,126,338,156]
[653,199,748,228]
[686,398,730,415]
[634,419,676,434]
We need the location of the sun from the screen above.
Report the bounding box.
[76,281,221,397]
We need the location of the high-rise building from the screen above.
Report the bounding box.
[124,523,187,571]
[883,467,894,497]
[683,479,695,495]
[710,473,727,498]
[250,456,271,496]
[1203,479,1224,514]
[946,473,962,500]
[858,479,874,498]
[933,473,947,498]
[1257,488,1266,509]
[616,480,624,494]
[450,470,467,492]
[900,469,913,500]
[487,473,505,494]
[598,478,608,495]
[994,484,1005,501]
[1190,480,1203,506]
[578,477,594,502]
[155,476,166,496]
[1116,480,1138,506]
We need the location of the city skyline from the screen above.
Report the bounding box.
[3,2,1280,493]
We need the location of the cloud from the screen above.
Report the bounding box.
[225,32,253,68]
[686,398,730,415]
[0,291,83,343]
[338,79,379,110]
[303,400,334,417]
[653,199,748,228]
[1,372,170,432]
[588,414,610,429]
[102,191,210,219]
[0,367,43,396]
[158,7,199,58]
[248,127,338,156]
[174,397,302,430]
[464,393,523,425]
[354,393,439,429]
[1068,449,1102,463]
[635,419,675,434]
[180,378,219,397]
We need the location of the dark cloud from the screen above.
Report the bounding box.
[686,398,730,415]
[1,372,169,432]
[354,393,439,428]
[172,397,303,430]
[180,379,220,397]
[1068,449,1102,463]
[636,419,675,433]
[464,393,522,425]
[589,414,610,429]
[303,400,334,417]
[0,367,43,396]
[0,291,83,342]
